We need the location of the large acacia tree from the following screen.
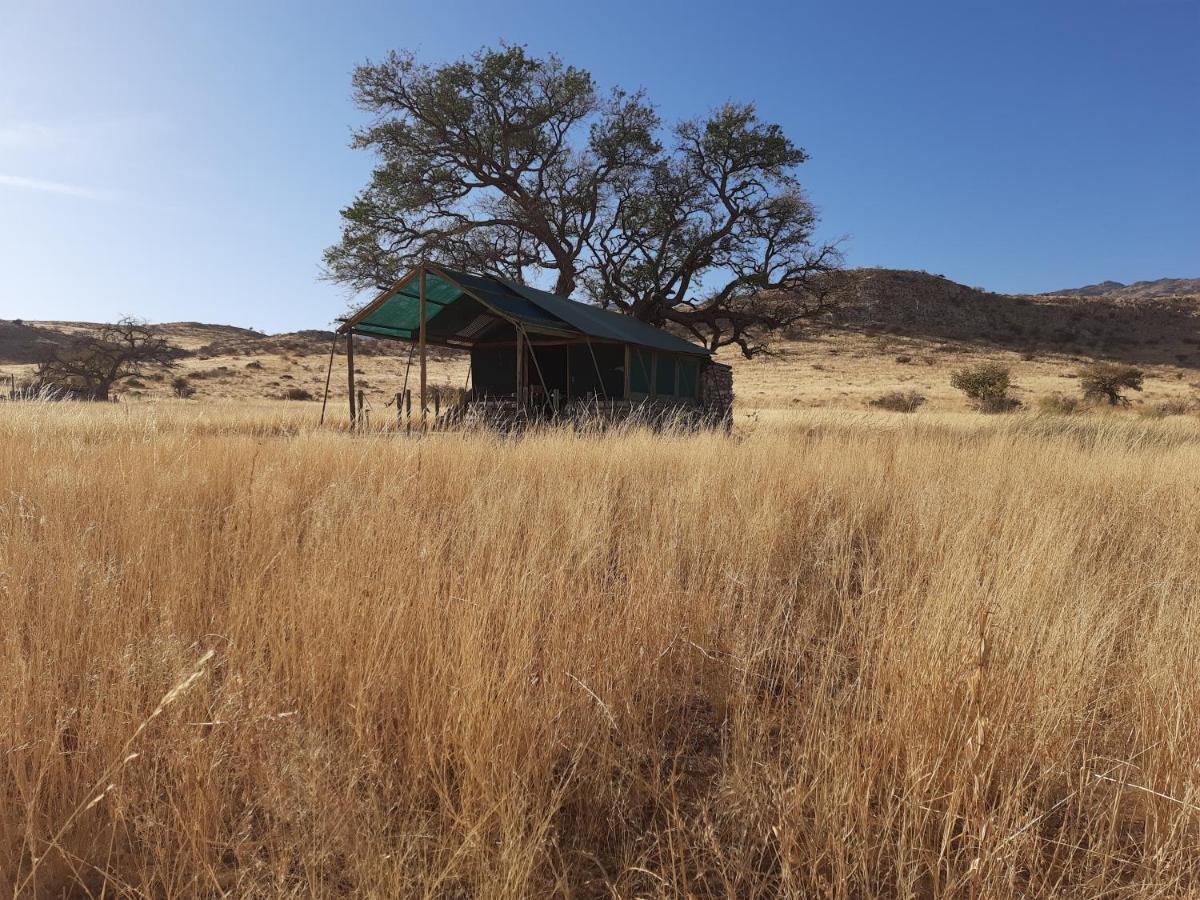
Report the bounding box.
[34,318,179,401]
[325,45,841,355]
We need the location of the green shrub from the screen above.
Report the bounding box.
[950,364,1018,412]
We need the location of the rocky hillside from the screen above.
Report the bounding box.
[819,269,1199,368]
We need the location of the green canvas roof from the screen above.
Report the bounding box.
[492,275,710,357]
[342,264,711,358]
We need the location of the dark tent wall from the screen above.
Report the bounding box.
[528,346,568,395]
[469,342,694,403]
[629,349,700,401]
[567,343,624,399]
[470,342,624,401]
[470,346,517,398]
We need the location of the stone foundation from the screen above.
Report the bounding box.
[699,362,734,432]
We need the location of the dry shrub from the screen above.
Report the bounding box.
[171,375,196,399]
[868,390,926,412]
[976,395,1023,413]
[1,404,1199,897]
[1037,394,1081,415]
[1141,398,1196,418]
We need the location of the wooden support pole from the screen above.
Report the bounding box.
[585,339,608,401]
[319,330,337,425]
[346,333,356,425]
[419,266,428,429]
[515,328,525,408]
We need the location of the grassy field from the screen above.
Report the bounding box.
[3,402,1200,897]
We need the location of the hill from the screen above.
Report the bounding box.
[1043,277,1200,299]
[819,268,1199,367]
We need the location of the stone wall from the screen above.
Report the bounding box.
[700,362,734,432]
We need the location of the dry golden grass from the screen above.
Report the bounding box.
[721,331,1200,413]
[3,401,1200,897]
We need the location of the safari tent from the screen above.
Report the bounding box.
[334,262,733,428]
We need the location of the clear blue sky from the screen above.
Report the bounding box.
[1,0,1196,331]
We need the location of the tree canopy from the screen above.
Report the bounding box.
[325,45,841,356]
[1079,363,1144,405]
[34,318,180,401]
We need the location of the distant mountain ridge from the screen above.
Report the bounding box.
[1043,278,1200,299]
[812,268,1199,368]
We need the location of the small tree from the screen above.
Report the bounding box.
[1079,363,1144,405]
[34,318,180,401]
[951,363,1019,413]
